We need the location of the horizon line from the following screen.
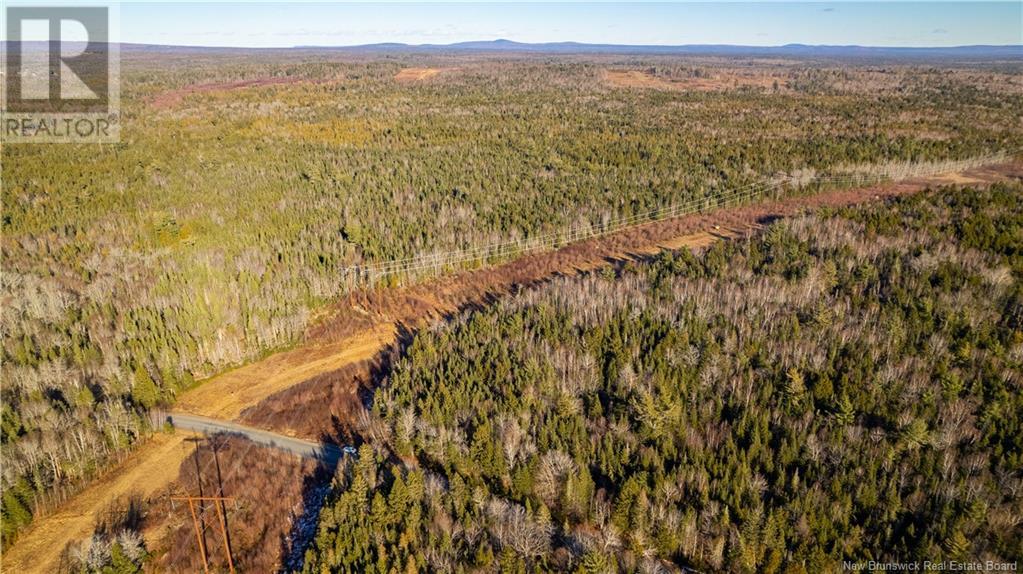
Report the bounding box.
[12,38,1022,51]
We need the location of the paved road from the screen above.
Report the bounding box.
[162,412,348,464]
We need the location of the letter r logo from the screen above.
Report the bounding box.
[4,6,110,113]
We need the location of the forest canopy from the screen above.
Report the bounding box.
[304,183,1023,573]
[2,52,1021,548]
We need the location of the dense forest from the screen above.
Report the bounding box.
[2,51,1022,547]
[304,184,1023,572]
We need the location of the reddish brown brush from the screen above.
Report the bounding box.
[238,360,379,443]
[151,437,326,573]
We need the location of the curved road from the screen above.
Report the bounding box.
[163,412,349,464]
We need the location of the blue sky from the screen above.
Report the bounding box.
[20,2,1023,48]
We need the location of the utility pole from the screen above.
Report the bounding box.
[173,436,236,573]
[187,436,210,561]
[210,438,236,573]
[170,495,236,574]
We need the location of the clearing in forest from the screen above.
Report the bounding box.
[603,69,782,92]
[149,76,310,109]
[394,67,450,81]
[174,323,396,421]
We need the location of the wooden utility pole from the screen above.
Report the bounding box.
[210,438,235,572]
[171,495,236,574]
[173,436,236,573]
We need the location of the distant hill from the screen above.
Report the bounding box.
[5,39,1021,60]
[299,39,1023,59]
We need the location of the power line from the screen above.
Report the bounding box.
[165,150,1014,570]
[339,152,1011,284]
[171,495,236,574]
[172,437,237,574]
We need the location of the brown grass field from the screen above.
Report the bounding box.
[174,323,395,422]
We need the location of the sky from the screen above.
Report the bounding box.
[9,2,1023,48]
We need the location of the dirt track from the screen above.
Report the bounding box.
[5,161,1020,573]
